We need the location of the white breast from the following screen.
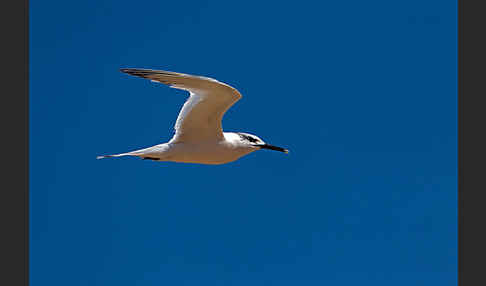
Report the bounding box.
[165,138,255,165]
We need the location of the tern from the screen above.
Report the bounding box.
[97,68,288,165]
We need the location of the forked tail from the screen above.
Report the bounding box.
[97,145,164,160]
[96,153,131,159]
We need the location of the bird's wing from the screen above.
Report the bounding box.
[120,68,242,143]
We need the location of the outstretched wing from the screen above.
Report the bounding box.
[121,68,242,143]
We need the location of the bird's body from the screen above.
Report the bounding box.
[97,68,288,165]
[108,133,256,165]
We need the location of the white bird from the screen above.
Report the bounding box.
[97,68,288,165]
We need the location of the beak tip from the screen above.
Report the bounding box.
[258,144,289,154]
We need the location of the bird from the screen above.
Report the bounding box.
[97,68,288,165]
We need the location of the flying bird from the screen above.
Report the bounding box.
[97,68,288,165]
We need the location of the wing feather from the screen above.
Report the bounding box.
[120,68,242,142]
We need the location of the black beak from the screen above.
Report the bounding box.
[258,144,289,153]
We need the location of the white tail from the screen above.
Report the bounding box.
[96,153,131,159]
[97,145,163,160]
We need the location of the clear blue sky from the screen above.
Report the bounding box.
[30,1,457,285]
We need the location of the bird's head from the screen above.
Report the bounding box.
[234,132,289,154]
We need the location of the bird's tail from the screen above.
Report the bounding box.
[96,153,132,160]
[97,145,164,160]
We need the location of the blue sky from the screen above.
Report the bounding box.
[30,1,457,285]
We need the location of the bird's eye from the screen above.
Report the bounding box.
[237,133,261,144]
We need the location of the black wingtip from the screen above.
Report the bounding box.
[120,68,141,75]
[141,157,160,161]
[120,68,155,79]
